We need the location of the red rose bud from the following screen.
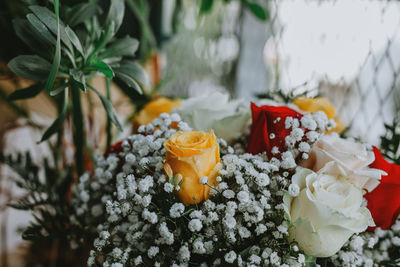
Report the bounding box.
[365,146,400,230]
[247,102,303,158]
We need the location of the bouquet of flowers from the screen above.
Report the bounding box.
[69,92,400,266]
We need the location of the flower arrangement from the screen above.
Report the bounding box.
[70,93,400,266]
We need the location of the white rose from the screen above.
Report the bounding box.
[283,167,374,257]
[174,92,250,142]
[301,133,385,192]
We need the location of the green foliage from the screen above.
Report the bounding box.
[7,0,150,134]
[255,90,297,104]
[114,60,151,93]
[0,151,74,241]
[380,117,400,165]
[8,55,51,81]
[305,255,316,267]
[45,0,61,92]
[65,2,102,28]
[199,0,269,21]
[7,82,45,101]
[6,0,151,175]
[242,0,268,20]
[125,0,157,58]
[40,89,68,142]
[99,36,139,59]
[87,83,122,131]
[200,0,214,14]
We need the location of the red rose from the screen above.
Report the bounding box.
[105,140,124,156]
[365,146,400,230]
[247,102,303,158]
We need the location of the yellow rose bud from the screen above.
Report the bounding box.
[163,130,222,206]
[133,97,181,126]
[293,96,345,133]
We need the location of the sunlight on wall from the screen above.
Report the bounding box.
[265,0,400,90]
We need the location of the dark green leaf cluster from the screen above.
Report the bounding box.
[199,0,269,21]
[0,152,75,241]
[380,258,400,267]
[7,0,151,142]
[380,117,400,165]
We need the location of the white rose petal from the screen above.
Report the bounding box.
[301,133,385,192]
[175,92,250,143]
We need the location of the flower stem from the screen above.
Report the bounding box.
[105,77,112,148]
[305,255,316,267]
[71,83,84,176]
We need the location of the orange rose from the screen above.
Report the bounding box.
[163,130,222,206]
[293,96,345,133]
[133,97,181,126]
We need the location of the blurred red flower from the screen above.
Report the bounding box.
[365,146,400,230]
[247,102,303,158]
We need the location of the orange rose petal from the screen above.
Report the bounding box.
[163,163,173,178]
[133,97,181,126]
[163,130,220,206]
[294,96,345,134]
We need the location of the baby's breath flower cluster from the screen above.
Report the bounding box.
[70,111,332,266]
[328,218,400,266]
[283,111,331,161]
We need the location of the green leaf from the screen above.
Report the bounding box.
[8,55,51,81]
[40,88,68,142]
[0,90,29,117]
[45,0,61,92]
[115,71,142,93]
[70,69,86,92]
[8,83,45,101]
[13,19,53,59]
[22,225,45,241]
[200,0,214,14]
[29,5,72,51]
[103,57,122,67]
[115,60,151,87]
[26,13,56,45]
[113,60,151,94]
[87,83,122,131]
[49,82,68,96]
[66,2,102,27]
[243,1,268,20]
[65,26,84,56]
[88,61,114,78]
[105,0,125,35]
[87,21,115,62]
[99,36,139,59]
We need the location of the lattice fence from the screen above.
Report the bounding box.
[264,0,400,145]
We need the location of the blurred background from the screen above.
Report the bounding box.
[1,0,400,266]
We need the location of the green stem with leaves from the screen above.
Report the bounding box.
[0,89,29,118]
[71,83,84,176]
[105,77,112,148]
[126,0,157,58]
[54,91,65,169]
